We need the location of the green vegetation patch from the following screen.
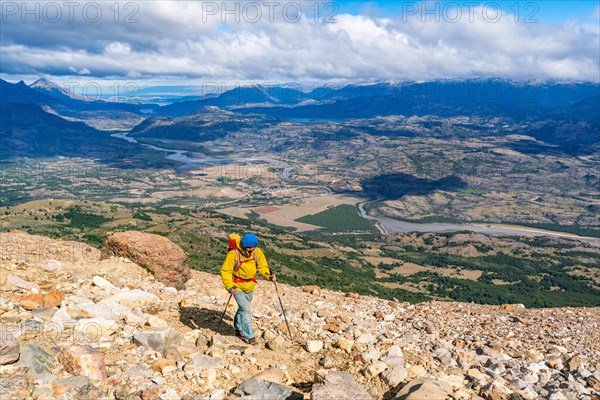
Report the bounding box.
[60,205,112,229]
[296,204,374,232]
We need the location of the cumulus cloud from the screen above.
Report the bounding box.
[0,1,598,82]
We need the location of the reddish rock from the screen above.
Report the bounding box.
[324,324,341,333]
[499,304,513,311]
[302,285,322,295]
[345,292,360,299]
[58,345,107,383]
[374,311,385,321]
[338,314,350,323]
[16,290,63,310]
[101,231,190,290]
[141,389,159,400]
[53,385,71,396]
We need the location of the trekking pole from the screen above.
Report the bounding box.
[217,292,233,329]
[273,276,293,340]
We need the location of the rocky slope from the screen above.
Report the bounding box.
[0,232,599,400]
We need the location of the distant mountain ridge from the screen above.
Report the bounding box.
[0,79,158,115]
[0,103,146,162]
[153,78,599,119]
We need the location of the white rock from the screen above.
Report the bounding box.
[105,289,159,304]
[386,345,404,358]
[123,309,148,327]
[364,360,387,379]
[363,349,381,362]
[438,375,467,391]
[3,275,40,292]
[79,303,118,320]
[152,376,166,385]
[160,388,180,400]
[147,316,169,330]
[356,333,376,344]
[209,389,226,400]
[526,361,549,374]
[382,355,405,367]
[382,364,408,387]
[74,318,119,338]
[51,307,73,325]
[548,391,568,400]
[66,296,94,308]
[92,276,117,291]
[306,340,324,353]
[41,260,62,271]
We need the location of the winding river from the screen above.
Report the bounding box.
[111,132,293,177]
[358,201,599,247]
[113,131,598,246]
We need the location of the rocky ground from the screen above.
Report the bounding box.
[1,231,599,400]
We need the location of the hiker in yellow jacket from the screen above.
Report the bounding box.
[221,233,275,345]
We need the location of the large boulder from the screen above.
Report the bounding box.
[234,378,303,399]
[393,378,454,400]
[101,231,190,290]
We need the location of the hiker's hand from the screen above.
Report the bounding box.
[228,287,237,294]
[270,274,277,282]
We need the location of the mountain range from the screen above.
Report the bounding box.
[1,78,598,160]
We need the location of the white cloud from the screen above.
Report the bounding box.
[1,1,598,82]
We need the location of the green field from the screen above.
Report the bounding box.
[296,204,375,232]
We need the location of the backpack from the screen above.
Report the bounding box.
[228,233,257,272]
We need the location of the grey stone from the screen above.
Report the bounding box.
[54,375,90,391]
[133,329,180,351]
[234,378,303,399]
[16,343,54,378]
[32,386,55,399]
[133,332,166,351]
[382,364,408,387]
[184,354,224,374]
[0,324,20,364]
[31,307,58,320]
[311,370,374,400]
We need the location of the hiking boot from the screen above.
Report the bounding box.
[244,337,258,346]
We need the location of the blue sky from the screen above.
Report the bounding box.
[1,1,598,85]
[335,1,600,24]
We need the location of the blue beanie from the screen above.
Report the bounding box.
[241,233,259,248]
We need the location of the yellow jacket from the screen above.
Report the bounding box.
[221,246,271,294]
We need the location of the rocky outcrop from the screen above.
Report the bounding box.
[101,231,190,290]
